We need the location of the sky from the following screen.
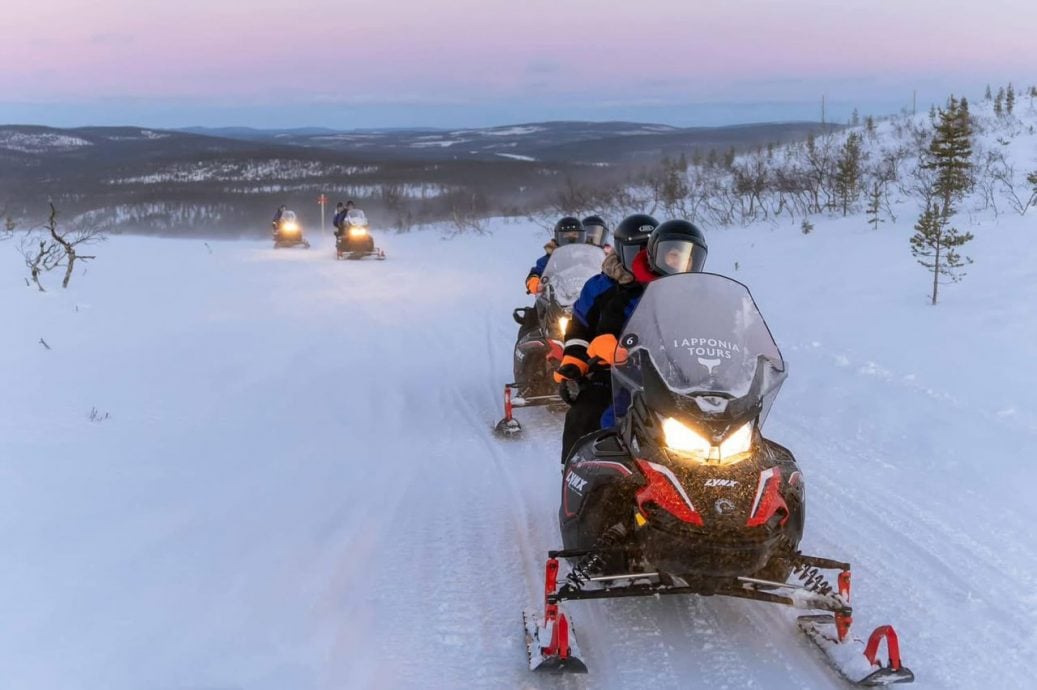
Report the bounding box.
[1,0,1035,129]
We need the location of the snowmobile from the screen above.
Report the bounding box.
[495,243,605,437]
[335,209,386,260]
[272,211,310,248]
[524,273,914,686]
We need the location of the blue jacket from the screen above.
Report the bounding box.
[525,239,559,282]
[563,252,642,362]
[527,253,550,280]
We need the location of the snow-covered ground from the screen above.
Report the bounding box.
[3,204,1035,689]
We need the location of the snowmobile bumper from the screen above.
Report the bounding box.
[274,237,310,248]
[335,234,385,260]
[523,550,913,683]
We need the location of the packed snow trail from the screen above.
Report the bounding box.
[2,220,1035,689]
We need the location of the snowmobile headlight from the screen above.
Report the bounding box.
[558,316,569,335]
[348,226,368,237]
[282,222,299,233]
[662,418,753,465]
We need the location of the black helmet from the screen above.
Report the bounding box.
[613,213,658,271]
[553,216,585,246]
[646,220,708,275]
[581,215,609,247]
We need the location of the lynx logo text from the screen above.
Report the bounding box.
[566,472,588,494]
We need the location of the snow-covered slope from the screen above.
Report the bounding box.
[2,202,1035,688]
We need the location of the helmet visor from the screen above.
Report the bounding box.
[653,239,706,275]
[618,241,644,271]
[556,229,586,246]
[583,224,606,246]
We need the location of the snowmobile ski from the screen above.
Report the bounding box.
[799,614,914,686]
[522,558,587,673]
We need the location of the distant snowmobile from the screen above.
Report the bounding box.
[272,211,310,249]
[335,209,385,260]
[495,243,605,436]
[523,272,914,686]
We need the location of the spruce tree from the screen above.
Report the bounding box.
[1006,83,1016,115]
[994,87,1005,117]
[834,132,863,215]
[913,96,975,304]
[927,96,974,211]
[984,84,993,101]
[910,203,974,305]
[866,181,884,230]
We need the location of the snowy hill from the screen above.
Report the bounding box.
[3,92,1037,688]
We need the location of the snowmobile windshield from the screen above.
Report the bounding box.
[346,209,367,226]
[615,273,786,423]
[282,211,297,223]
[541,244,605,307]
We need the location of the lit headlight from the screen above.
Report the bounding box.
[282,222,299,233]
[558,316,569,335]
[348,227,368,237]
[662,417,753,464]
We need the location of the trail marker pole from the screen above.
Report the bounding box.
[318,193,328,235]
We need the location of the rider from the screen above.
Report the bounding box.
[554,214,657,461]
[581,215,610,250]
[272,204,287,233]
[524,217,585,295]
[332,202,346,238]
[518,217,586,338]
[555,219,708,463]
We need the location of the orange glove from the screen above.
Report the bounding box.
[525,275,541,294]
[587,334,619,365]
[553,355,590,383]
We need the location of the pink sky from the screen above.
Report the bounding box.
[2,0,1035,127]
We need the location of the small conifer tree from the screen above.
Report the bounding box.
[910,203,973,305]
[834,133,863,215]
[866,181,884,230]
[912,96,975,304]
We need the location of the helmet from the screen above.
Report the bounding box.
[553,216,585,246]
[581,215,609,247]
[613,213,658,271]
[646,220,708,276]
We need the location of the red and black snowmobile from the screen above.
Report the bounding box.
[495,243,604,437]
[524,273,913,686]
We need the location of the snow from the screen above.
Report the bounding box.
[479,125,544,137]
[3,105,1037,689]
[495,152,536,161]
[109,162,378,185]
[0,131,93,153]
[409,139,460,148]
